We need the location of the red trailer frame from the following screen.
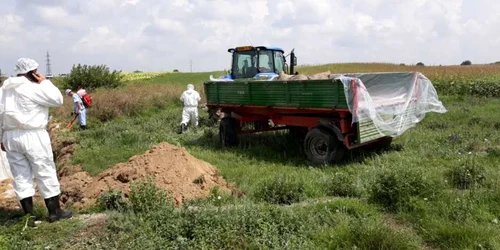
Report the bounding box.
[211,104,388,148]
[208,78,388,150]
[206,78,393,165]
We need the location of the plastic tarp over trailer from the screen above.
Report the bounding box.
[334,72,447,143]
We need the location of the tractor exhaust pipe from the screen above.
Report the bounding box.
[290,49,297,75]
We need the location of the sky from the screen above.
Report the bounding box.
[0,0,499,75]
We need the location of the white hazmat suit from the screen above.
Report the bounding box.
[0,59,63,200]
[180,84,201,128]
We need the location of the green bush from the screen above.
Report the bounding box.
[433,76,500,97]
[461,60,472,66]
[370,169,441,212]
[129,178,174,214]
[63,64,124,91]
[0,68,5,83]
[253,175,305,205]
[325,172,362,198]
[139,203,314,249]
[344,219,421,249]
[446,159,486,189]
[420,220,500,249]
[97,190,128,211]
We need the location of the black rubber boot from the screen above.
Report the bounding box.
[20,197,34,215]
[181,123,187,134]
[44,195,73,223]
[20,197,37,227]
[80,125,88,130]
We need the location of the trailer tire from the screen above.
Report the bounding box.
[304,128,345,165]
[208,108,220,126]
[219,116,239,147]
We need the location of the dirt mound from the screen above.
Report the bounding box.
[1,122,240,211]
[59,142,239,209]
[0,179,18,210]
[48,122,76,168]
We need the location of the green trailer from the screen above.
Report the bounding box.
[205,78,348,109]
[203,46,447,165]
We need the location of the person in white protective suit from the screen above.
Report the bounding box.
[179,84,201,133]
[0,58,72,226]
[65,89,87,130]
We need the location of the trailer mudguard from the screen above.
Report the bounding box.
[317,120,344,142]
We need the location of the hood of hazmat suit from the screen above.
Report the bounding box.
[180,84,201,107]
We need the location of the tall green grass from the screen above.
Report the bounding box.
[2,65,500,249]
[65,94,500,249]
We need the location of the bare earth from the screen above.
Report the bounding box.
[0,141,240,210]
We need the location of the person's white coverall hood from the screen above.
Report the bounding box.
[180,84,201,127]
[0,75,63,200]
[14,58,39,75]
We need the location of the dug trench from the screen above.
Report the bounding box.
[0,121,243,212]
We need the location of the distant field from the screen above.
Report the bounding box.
[2,63,500,249]
[120,63,500,97]
[120,71,168,81]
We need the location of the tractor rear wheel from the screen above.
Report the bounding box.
[304,128,345,165]
[219,116,239,147]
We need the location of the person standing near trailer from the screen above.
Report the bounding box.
[179,84,201,133]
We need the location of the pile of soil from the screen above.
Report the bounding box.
[48,122,76,168]
[0,121,240,211]
[59,142,239,209]
[0,178,17,209]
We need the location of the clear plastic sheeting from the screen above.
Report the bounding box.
[332,72,447,138]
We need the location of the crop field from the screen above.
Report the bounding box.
[120,71,170,82]
[1,63,500,249]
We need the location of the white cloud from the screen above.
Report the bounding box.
[0,14,23,44]
[0,0,499,75]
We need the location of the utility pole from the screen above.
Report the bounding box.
[190,60,193,72]
[46,51,53,79]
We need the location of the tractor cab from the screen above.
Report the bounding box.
[225,46,297,80]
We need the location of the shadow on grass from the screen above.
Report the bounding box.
[0,207,23,226]
[0,203,49,227]
[184,128,404,168]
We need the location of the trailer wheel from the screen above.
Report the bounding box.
[208,108,220,126]
[304,128,345,165]
[219,116,239,147]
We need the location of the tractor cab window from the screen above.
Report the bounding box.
[231,49,286,79]
[233,51,257,78]
[274,51,285,73]
[257,50,274,73]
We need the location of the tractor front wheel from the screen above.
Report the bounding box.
[304,128,345,165]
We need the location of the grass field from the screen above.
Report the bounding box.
[1,63,500,249]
